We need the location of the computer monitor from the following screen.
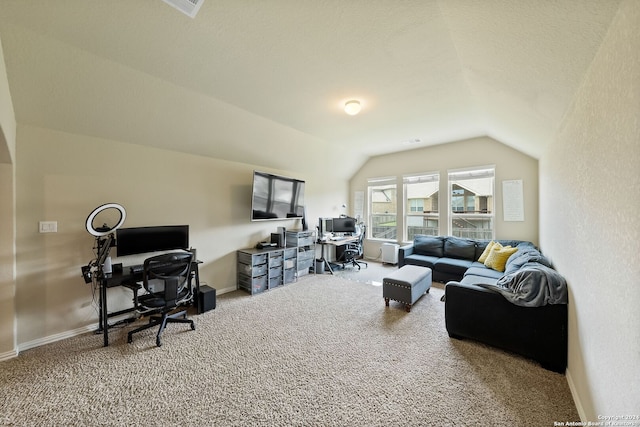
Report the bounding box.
[319,217,333,235]
[331,217,356,234]
[116,225,189,257]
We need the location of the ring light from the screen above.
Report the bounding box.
[85,203,127,237]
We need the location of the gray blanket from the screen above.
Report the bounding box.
[479,262,568,307]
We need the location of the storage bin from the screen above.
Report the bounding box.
[238,274,267,293]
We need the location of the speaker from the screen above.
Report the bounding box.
[271,232,284,248]
[198,285,216,314]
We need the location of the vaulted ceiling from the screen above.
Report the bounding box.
[0,1,622,177]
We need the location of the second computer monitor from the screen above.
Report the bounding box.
[331,217,356,234]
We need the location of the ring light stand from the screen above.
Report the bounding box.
[82,203,126,283]
[86,202,126,237]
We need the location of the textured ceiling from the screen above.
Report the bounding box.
[0,0,622,177]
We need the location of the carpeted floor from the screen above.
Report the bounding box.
[0,265,579,426]
[328,258,399,285]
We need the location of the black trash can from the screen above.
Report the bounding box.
[315,259,325,274]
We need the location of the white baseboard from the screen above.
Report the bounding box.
[0,348,18,362]
[18,324,97,354]
[216,285,236,295]
[566,367,587,422]
[8,289,236,359]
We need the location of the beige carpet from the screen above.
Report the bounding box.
[0,269,578,426]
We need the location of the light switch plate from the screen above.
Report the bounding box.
[39,221,58,233]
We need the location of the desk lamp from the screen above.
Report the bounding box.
[81,203,126,283]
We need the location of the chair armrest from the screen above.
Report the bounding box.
[398,244,414,268]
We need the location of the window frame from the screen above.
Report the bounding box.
[403,172,440,242]
[447,166,495,240]
[367,176,398,241]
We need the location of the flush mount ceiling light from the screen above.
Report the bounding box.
[344,100,361,116]
[403,138,423,145]
[161,0,205,18]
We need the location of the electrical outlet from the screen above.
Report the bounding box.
[39,221,58,233]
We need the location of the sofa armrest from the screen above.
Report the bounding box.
[398,244,414,268]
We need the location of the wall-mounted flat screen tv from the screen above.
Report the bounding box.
[251,171,305,221]
[116,225,189,257]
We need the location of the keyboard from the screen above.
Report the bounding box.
[330,236,346,241]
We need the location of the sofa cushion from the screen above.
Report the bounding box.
[484,245,518,272]
[458,274,500,287]
[413,235,444,257]
[403,254,439,269]
[435,257,474,277]
[444,236,477,260]
[464,264,505,280]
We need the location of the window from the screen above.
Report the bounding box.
[448,167,494,240]
[404,173,439,241]
[368,176,397,240]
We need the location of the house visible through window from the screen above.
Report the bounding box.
[448,167,494,239]
[368,176,397,240]
[404,173,439,241]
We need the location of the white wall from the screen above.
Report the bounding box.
[13,124,347,348]
[540,0,639,419]
[350,136,539,258]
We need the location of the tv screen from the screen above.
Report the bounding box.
[251,171,305,221]
[116,225,189,257]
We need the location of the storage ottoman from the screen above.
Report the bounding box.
[383,265,432,312]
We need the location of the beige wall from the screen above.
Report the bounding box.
[0,36,15,164]
[350,136,539,258]
[540,0,640,419]
[0,163,15,357]
[0,35,17,358]
[13,124,346,348]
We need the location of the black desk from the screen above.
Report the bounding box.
[318,236,359,274]
[98,261,201,346]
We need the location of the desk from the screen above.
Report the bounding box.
[98,261,201,346]
[318,236,358,274]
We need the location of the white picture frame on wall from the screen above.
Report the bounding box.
[502,180,524,222]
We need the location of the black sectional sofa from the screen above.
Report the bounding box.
[398,235,568,372]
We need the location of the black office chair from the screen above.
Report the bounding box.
[127,252,195,347]
[341,225,368,270]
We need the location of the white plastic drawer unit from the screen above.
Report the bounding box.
[284,268,296,284]
[238,274,267,293]
[297,247,314,262]
[297,258,313,271]
[286,230,315,247]
[269,253,283,268]
[238,230,316,295]
[284,258,296,270]
[240,262,267,277]
[238,251,267,267]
